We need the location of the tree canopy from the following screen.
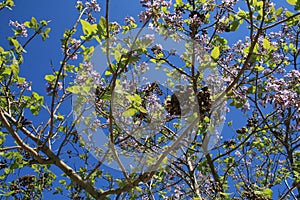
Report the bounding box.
[0,0,299,199]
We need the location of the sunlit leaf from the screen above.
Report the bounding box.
[122,108,137,117]
[211,46,220,60]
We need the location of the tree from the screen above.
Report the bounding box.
[0,0,299,199]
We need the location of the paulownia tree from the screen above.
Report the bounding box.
[0,0,299,199]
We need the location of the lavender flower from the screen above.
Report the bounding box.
[235,150,242,157]
[16,81,31,91]
[124,16,135,26]
[9,20,28,37]
[151,44,163,54]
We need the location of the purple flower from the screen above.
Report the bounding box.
[86,13,96,23]
[91,119,101,130]
[9,20,28,37]
[174,185,183,199]
[151,44,162,54]
[72,39,81,49]
[46,82,63,93]
[70,53,78,60]
[139,11,150,23]
[46,83,52,93]
[222,0,237,6]
[139,62,149,73]
[16,81,31,91]
[90,0,100,12]
[241,100,250,112]
[124,16,135,26]
[235,150,242,157]
[142,34,154,44]
[9,20,20,27]
[57,82,63,90]
[110,22,121,34]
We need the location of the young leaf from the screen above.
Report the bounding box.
[122,108,137,117]
[211,46,220,60]
[66,85,81,94]
[263,38,270,50]
[230,20,240,31]
[45,74,56,82]
[287,0,296,5]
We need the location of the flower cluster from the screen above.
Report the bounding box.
[16,81,31,91]
[75,62,102,87]
[124,16,135,26]
[46,81,63,94]
[222,0,238,7]
[137,62,149,74]
[76,0,100,23]
[163,11,184,29]
[260,70,299,114]
[76,0,100,12]
[109,22,121,35]
[139,0,172,23]
[61,38,82,60]
[9,20,28,37]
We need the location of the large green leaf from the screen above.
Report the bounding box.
[211,46,220,60]
[122,108,137,117]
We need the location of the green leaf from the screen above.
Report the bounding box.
[80,19,97,38]
[285,10,294,17]
[105,70,113,76]
[133,94,142,104]
[66,85,81,94]
[40,20,48,26]
[31,17,38,29]
[276,7,283,16]
[175,0,184,7]
[139,106,147,113]
[237,8,247,18]
[32,92,44,103]
[135,186,143,193]
[251,0,258,6]
[255,65,264,71]
[287,0,296,5]
[176,0,183,4]
[17,77,26,83]
[10,63,19,76]
[254,188,273,198]
[99,17,106,30]
[263,188,272,198]
[45,74,56,82]
[9,38,19,49]
[126,95,135,102]
[219,192,233,197]
[211,46,220,60]
[230,20,240,31]
[42,27,51,41]
[31,17,37,24]
[0,191,15,197]
[203,116,210,123]
[59,179,66,185]
[5,0,14,7]
[122,108,137,117]
[247,86,256,94]
[56,114,64,121]
[263,38,270,50]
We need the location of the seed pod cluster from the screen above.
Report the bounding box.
[197,86,211,117]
